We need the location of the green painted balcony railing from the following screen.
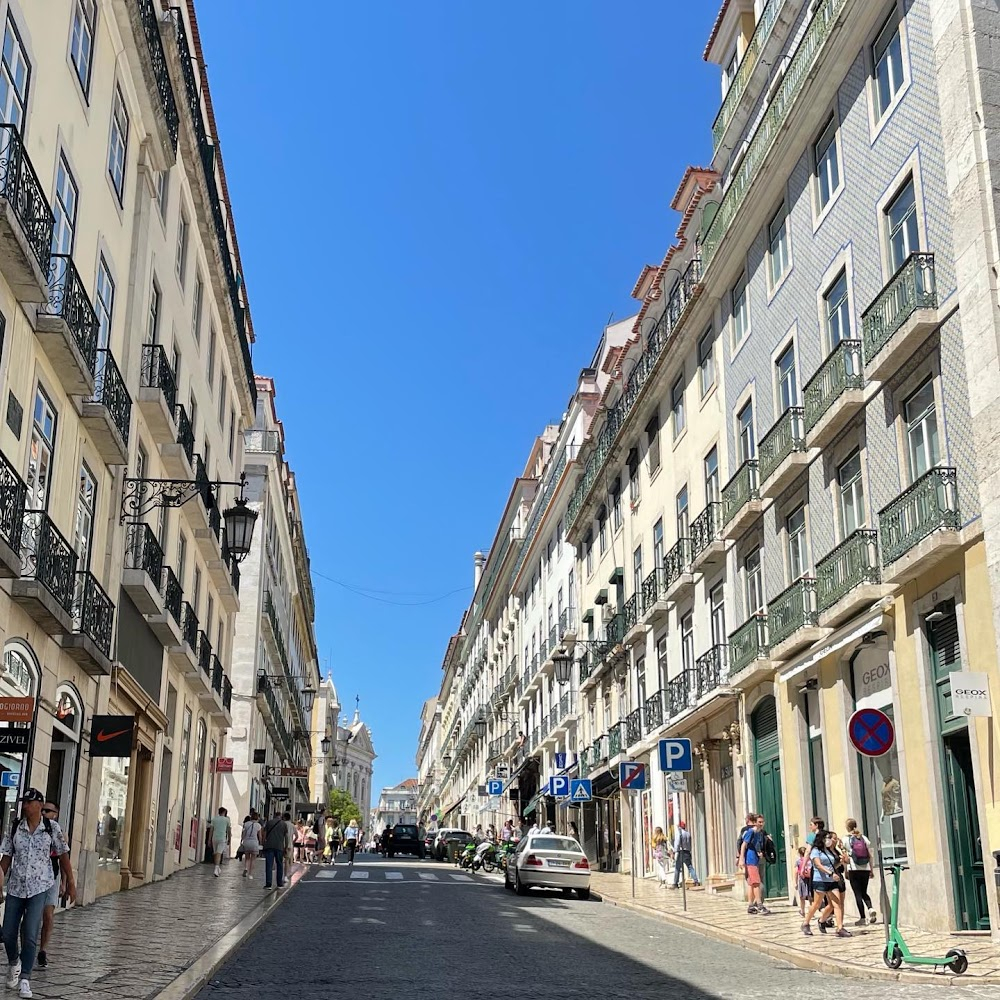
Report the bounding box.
[758,407,805,484]
[702,0,848,269]
[878,466,960,566]
[641,566,664,614]
[721,460,759,526]
[644,690,664,733]
[816,529,880,613]
[729,614,769,674]
[690,501,722,558]
[767,578,819,649]
[664,536,692,588]
[804,340,864,433]
[862,253,937,365]
[622,593,640,633]
[608,723,623,758]
[711,0,789,152]
[579,748,591,773]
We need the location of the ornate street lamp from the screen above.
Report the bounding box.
[301,683,317,713]
[553,647,574,685]
[442,749,452,767]
[221,481,259,563]
[321,735,332,755]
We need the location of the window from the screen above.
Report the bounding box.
[710,584,726,647]
[873,12,904,120]
[171,347,181,393]
[636,657,647,711]
[904,378,939,480]
[194,566,202,616]
[646,412,660,474]
[653,519,664,570]
[598,508,607,554]
[0,16,30,131]
[69,0,96,95]
[108,85,129,202]
[27,388,56,510]
[207,326,217,387]
[556,518,563,558]
[824,270,851,347]
[611,482,622,532]
[73,463,96,568]
[632,545,643,596]
[744,548,763,615]
[52,155,78,256]
[177,533,187,588]
[885,176,917,272]
[681,613,694,673]
[218,380,227,425]
[698,328,715,396]
[705,447,719,504]
[147,280,161,343]
[176,213,189,285]
[188,395,198,438]
[228,408,236,460]
[731,273,749,346]
[656,633,668,689]
[192,274,203,343]
[775,343,797,412]
[768,204,790,287]
[804,688,828,821]
[737,401,755,462]
[585,531,593,575]
[671,376,685,437]
[628,452,639,503]
[838,450,865,535]
[156,171,168,220]
[814,115,840,211]
[95,255,114,351]
[723,48,738,93]
[787,505,808,581]
[676,485,689,539]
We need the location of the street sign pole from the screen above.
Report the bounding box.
[629,790,636,900]
[678,788,687,913]
[871,756,890,946]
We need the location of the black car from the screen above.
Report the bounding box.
[431,828,472,861]
[386,823,424,858]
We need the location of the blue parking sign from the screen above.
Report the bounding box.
[658,738,693,772]
[486,778,504,796]
[549,775,569,797]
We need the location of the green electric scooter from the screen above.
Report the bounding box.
[882,864,968,975]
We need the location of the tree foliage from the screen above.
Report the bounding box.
[328,787,362,825]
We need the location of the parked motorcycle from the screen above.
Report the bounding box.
[458,840,477,869]
[472,840,498,873]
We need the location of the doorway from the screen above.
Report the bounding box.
[46,687,82,839]
[154,748,172,876]
[751,696,787,900]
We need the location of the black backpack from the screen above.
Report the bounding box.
[762,833,777,865]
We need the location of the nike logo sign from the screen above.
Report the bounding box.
[96,728,130,742]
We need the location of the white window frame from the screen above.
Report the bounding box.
[95,254,114,351]
[52,153,79,256]
[885,175,918,274]
[774,340,798,413]
[176,212,189,286]
[767,203,791,293]
[786,505,808,582]
[69,0,96,98]
[108,84,129,203]
[871,8,907,127]
[698,328,715,397]
[671,375,685,439]
[824,269,851,349]
[0,14,30,132]
[837,449,866,536]
[730,272,749,350]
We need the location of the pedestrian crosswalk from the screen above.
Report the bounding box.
[313,868,497,885]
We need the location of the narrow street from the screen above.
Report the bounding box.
[196,857,997,999]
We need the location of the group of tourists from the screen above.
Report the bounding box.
[651,820,702,890]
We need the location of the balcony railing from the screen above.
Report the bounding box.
[174,403,195,464]
[223,676,232,711]
[702,0,849,269]
[140,343,177,413]
[729,614,769,674]
[690,502,722,558]
[644,690,664,733]
[40,254,99,372]
[20,511,77,614]
[194,454,213,512]
[641,566,663,614]
[181,601,198,651]
[163,566,182,625]
[90,350,131,445]
[608,723,622,758]
[578,649,595,683]
[759,407,805,484]
[711,0,789,151]
[817,529,879,612]
[211,654,223,693]
[695,645,728,698]
[256,672,292,757]
[624,708,642,747]
[136,0,179,152]
[198,630,212,675]
[0,451,26,555]
[862,253,937,364]
[879,466,959,565]
[664,537,691,588]
[124,521,163,589]
[767,578,819,649]
[0,124,54,276]
[72,571,114,656]
[579,747,591,773]
[804,340,863,434]
[243,428,281,454]
[666,671,694,718]
[566,256,702,527]
[721,460,759,526]
[622,593,639,633]
[558,607,576,634]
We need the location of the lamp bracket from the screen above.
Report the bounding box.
[120,476,248,523]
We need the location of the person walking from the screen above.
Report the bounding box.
[651,826,671,886]
[262,809,290,889]
[343,818,360,865]
[803,830,850,937]
[209,807,231,877]
[314,810,326,863]
[794,846,812,918]
[738,814,770,915]
[844,818,876,925]
[323,816,338,864]
[806,816,826,846]
[35,802,67,971]
[671,820,701,889]
[240,812,262,880]
[0,789,75,998]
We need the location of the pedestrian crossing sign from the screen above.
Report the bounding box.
[569,778,592,802]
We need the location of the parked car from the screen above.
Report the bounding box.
[385,823,424,858]
[504,834,590,899]
[431,828,472,861]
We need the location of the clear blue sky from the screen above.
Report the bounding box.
[196,2,720,793]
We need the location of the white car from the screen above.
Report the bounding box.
[504,834,591,899]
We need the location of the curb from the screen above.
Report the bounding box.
[590,890,1000,986]
[155,865,308,999]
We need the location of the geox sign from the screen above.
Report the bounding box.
[950,672,992,718]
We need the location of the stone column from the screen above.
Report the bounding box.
[702,740,724,882]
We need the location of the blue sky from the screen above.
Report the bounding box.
[196,2,720,792]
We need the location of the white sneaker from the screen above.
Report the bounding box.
[17,980,31,998]
[247,874,253,880]
[214,865,221,877]
[6,962,20,988]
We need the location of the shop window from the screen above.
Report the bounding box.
[47,686,83,838]
[803,687,828,821]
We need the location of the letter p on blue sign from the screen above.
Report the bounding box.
[658,738,692,772]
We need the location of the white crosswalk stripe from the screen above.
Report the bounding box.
[310,868,496,884]
[418,873,438,881]
[349,870,369,879]
[317,870,337,880]
[450,873,473,882]
[386,871,403,880]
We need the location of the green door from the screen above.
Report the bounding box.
[752,697,787,900]
[930,605,990,930]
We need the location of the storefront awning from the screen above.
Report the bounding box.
[501,754,536,795]
[439,795,466,823]
[778,607,888,684]
[523,790,544,816]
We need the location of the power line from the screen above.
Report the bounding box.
[311,571,471,607]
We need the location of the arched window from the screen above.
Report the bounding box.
[2,642,39,698]
[53,685,83,740]
[48,684,84,839]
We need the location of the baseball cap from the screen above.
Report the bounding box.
[20,788,43,803]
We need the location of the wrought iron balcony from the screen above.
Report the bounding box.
[578,649,595,684]
[198,630,212,676]
[592,734,606,761]
[690,502,722,559]
[622,593,639,634]
[759,407,806,485]
[71,571,114,657]
[695,645,728,698]
[767,578,819,649]
[729,614,769,675]
[558,606,576,636]
[644,690,664,733]
[211,654,223,693]
[174,404,195,465]
[566,256,702,527]
[163,566,183,625]
[181,601,198,651]
[256,672,293,758]
[804,340,863,435]
[879,467,960,566]
[579,747,591,773]
[140,343,177,413]
[702,0,849,269]
[88,349,132,448]
[862,253,937,366]
[125,521,164,589]
[0,123,55,285]
[223,676,232,711]
[817,529,879,613]
[194,453,212,512]
[641,566,663,614]
[608,723,623,757]
[624,708,642,747]
[20,511,77,615]
[721,460,760,527]
[0,451,26,570]
[136,0,179,153]
[666,671,694,718]
[39,253,99,375]
[663,537,691,589]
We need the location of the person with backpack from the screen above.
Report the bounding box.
[844,817,876,925]
[803,830,850,937]
[671,820,701,889]
[262,809,292,889]
[737,813,771,915]
[794,845,812,918]
[0,788,75,998]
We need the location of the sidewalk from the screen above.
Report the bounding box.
[16,858,306,999]
[589,872,1000,984]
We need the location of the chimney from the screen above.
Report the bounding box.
[474,551,486,589]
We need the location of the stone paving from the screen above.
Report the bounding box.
[14,857,303,999]
[590,871,1000,983]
